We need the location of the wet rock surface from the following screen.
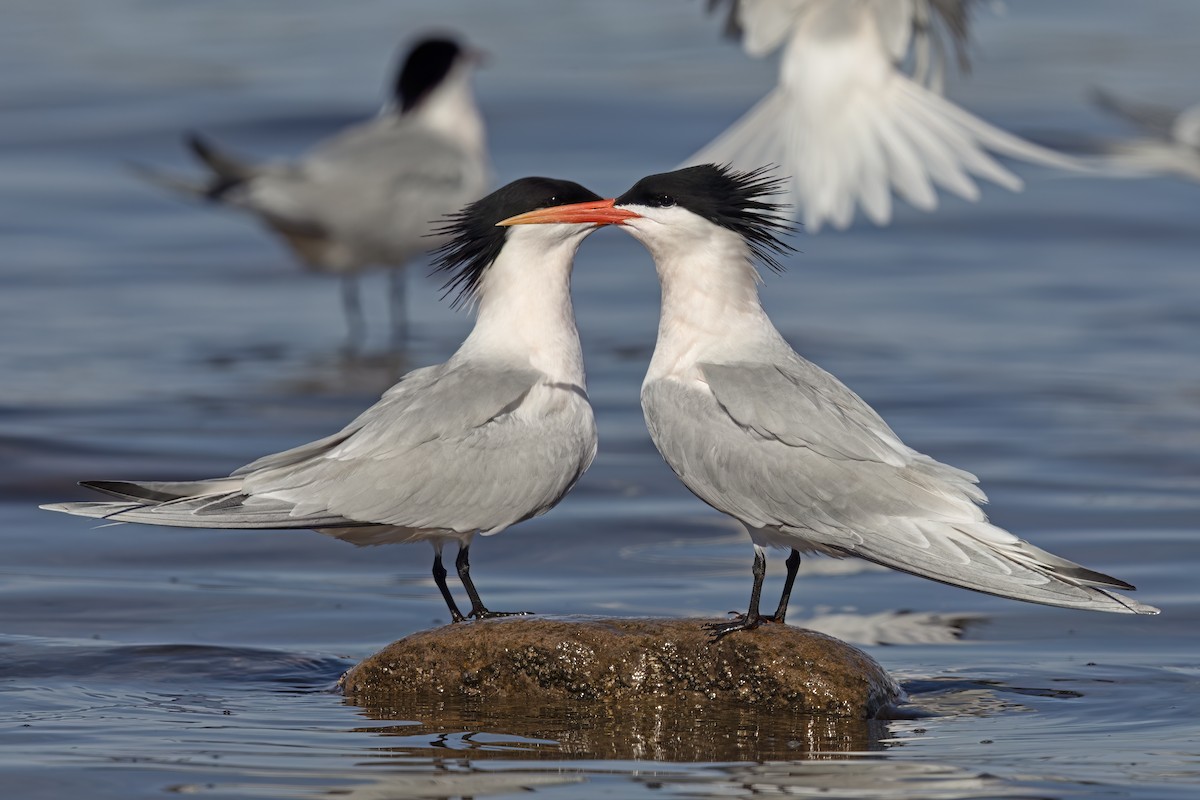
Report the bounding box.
[341,616,900,719]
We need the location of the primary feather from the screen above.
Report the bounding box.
[692,0,1084,231]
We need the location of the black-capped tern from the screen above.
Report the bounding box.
[43,177,607,626]
[507,164,1158,636]
[140,35,490,347]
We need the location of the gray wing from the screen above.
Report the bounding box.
[228,117,485,264]
[700,360,920,468]
[44,360,595,536]
[241,360,595,534]
[305,116,483,206]
[642,360,1155,614]
[643,361,982,533]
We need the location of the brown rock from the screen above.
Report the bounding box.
[341,616,900,719]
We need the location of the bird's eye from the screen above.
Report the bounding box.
[546,196,558,205]
[654,194,676,208]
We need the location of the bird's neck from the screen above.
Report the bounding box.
[410,66,486,157]
[647,240,779,380]
[461,235,585,385]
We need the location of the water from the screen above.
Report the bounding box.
[2,1,1198,797]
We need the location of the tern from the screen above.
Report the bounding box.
[42,177,605,624]
[507,164,1158,636]
[1086,88,1200,182]
[691,1,1082,231]
[140,35,490,346]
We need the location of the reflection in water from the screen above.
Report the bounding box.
[272,348,417,397]
[901,677,1085,719]
[640,759,1044,799]
[805,610,981,646]
[171,767,584,800]
[351,698,886,762]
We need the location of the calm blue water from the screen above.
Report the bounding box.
[2,1,1198,798]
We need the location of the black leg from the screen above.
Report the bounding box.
[432,550,466,623]
[706,546,771,639]
[388,268,407,349]
[341,274,366,353]
[455,544,532,620]
[771,549,802,623]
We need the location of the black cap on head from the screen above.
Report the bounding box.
[394,37,464,113]
[432,178,602,307]
[615,164,795,272]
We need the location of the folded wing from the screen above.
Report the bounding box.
[642,359,1156,614]
[44,361,594,538]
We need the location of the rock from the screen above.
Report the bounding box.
[341,616,900,719]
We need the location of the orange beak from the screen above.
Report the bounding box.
[497,198,640,227]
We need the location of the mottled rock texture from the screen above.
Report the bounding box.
[341,616,900,719]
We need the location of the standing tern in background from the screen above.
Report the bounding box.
[140,35,489,347]
[42,177,605,625]
[507,164,1157,636]
[1085,88,1200,182]
[690,1,1083,231]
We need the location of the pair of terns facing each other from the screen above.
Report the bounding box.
[43,165,1158,633]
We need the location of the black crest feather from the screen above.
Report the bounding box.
[394,37,463,113]
[615,164,795,272]
[431,177,601,308]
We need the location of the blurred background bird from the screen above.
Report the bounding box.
[136,35,490,350]
[1085,89,1200,181]
[692,0,1085,230]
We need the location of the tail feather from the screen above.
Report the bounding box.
[685,72,1088,231]
[186,132,255,181]
[41,479,360,530]
[181,132,259,200]
[838,520,1158,615]
[128,132,259,202]
[126,162,213,199]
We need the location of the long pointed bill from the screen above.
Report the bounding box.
[496,199,640,227]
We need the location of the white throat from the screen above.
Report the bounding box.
[624,218,779,381]
[459,227,589,385]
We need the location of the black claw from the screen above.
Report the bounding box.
[705,613,774,641]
